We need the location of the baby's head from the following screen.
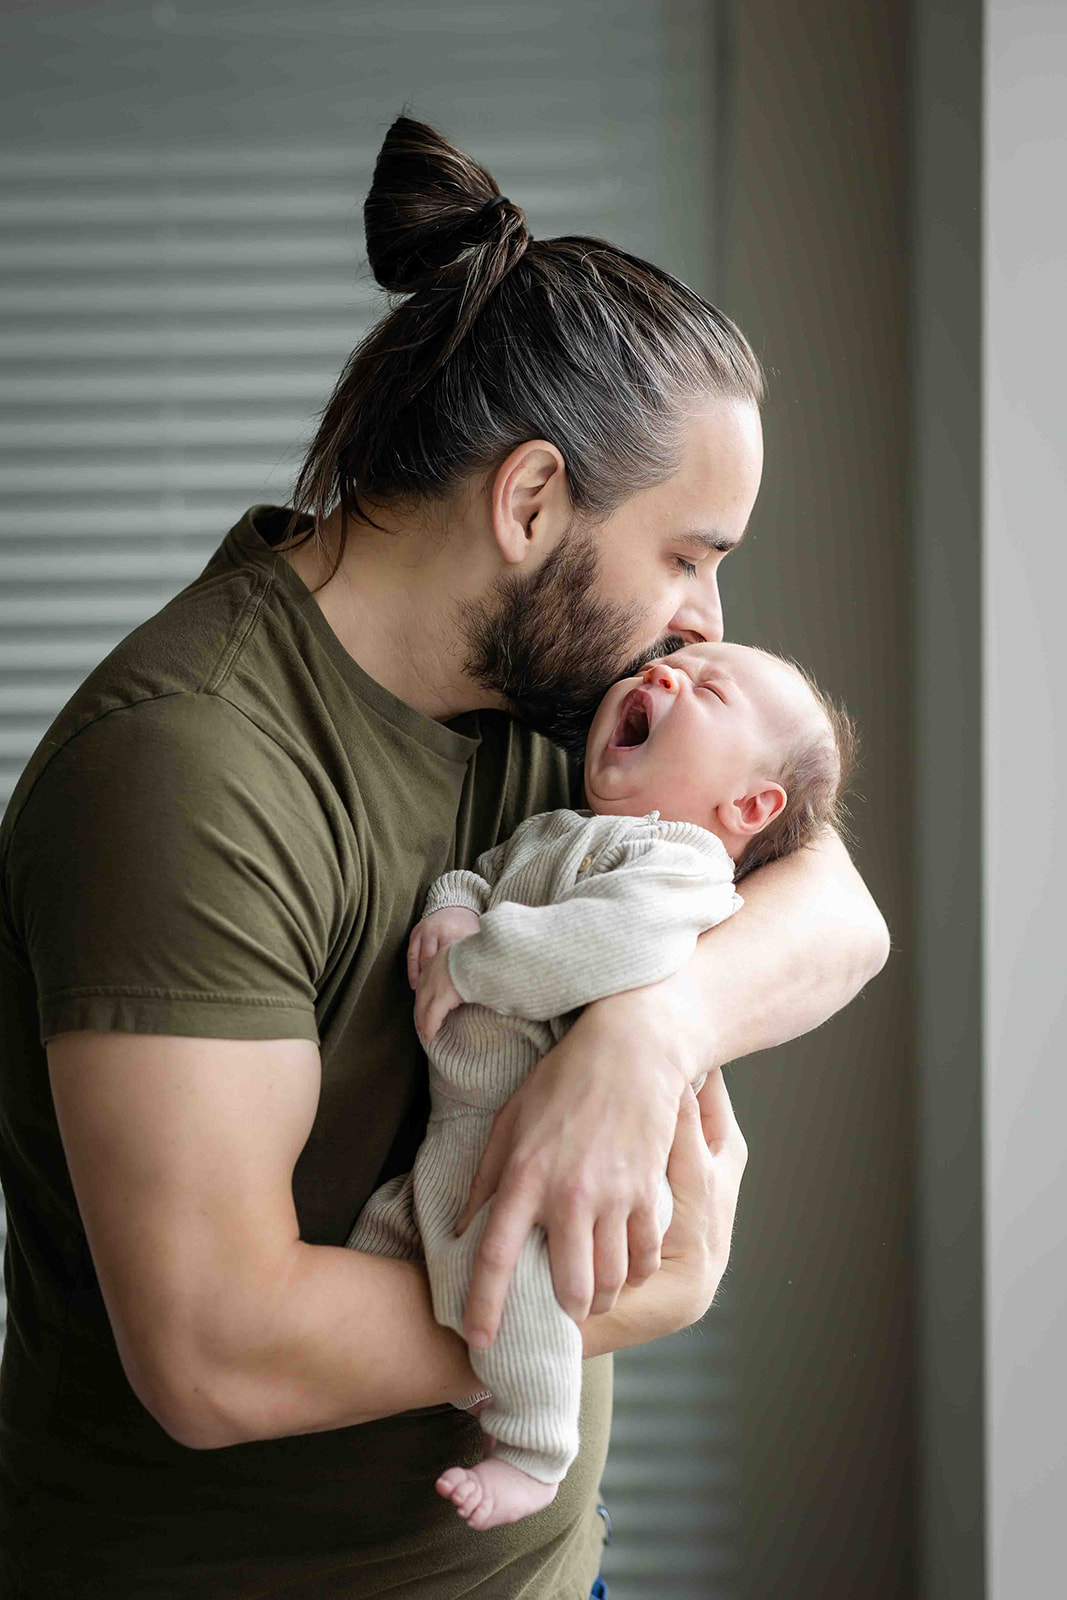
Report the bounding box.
[582,642,855,879]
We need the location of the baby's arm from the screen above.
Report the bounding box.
[444,832,742,1025]
[406,845,511,994]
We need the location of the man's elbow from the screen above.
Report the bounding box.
[124,1340,263,1451]
[149,1381,250,1451]
[827,837,892,989]
[852,902,892,991]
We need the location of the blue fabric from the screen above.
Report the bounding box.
[591,1500,611,1595]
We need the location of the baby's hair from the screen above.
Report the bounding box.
[733,659,858,883]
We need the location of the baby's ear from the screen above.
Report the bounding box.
[718,783,787,837]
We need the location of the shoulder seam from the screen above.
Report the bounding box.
[202,565,274,695]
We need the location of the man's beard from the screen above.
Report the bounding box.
[459,523,685,755]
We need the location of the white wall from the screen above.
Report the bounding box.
[984,5,1067,1595]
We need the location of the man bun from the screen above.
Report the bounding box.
[285,110,764,582]
[363,114,529,296]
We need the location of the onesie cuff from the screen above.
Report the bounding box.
[422,870,489,919]
[451,1387,494,1412]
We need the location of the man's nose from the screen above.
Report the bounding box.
[667,572,724,645]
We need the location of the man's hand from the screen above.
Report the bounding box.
[578,1068,748,1357]
[407,906,480,989]
[415,946,464,1044]
[454,985,694,1348]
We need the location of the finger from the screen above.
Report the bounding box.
[694,1067,738,1153]
[626,1202,663,1285]
[463,1190,536,1348]
[547,1209,596,1324]
[419,933,440,978]
[406,931,423,989]
[665,1084,706,1184]
[455,1107,514,1235]
[414,986,433,1043]
[589,1211,629,1316]
[423,992,448,1044]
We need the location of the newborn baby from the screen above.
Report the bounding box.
[347,641,853,1530]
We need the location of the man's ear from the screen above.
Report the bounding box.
[489,440,570,565]
[716,783,787,837]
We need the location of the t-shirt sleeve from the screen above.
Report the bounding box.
[5,693,346,1045]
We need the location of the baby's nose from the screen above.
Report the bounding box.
[643,662,681,693]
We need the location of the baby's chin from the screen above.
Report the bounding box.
[584,778,734,854]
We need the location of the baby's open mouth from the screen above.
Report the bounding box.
[609,688,652,749]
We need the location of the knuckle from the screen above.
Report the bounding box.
[596,1270,626,1296]
[507,1158,547,1200]
[559,1177,592,1211]
[477,1235,511,1270]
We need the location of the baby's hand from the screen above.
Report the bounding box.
[415,945,464,1045]
[407,907,481,990]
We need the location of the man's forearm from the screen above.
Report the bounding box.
[589,830,889,1080]
[688,830,889,1068]
[579,1259,709,1358]
[161,1244,480,1448]
[167,1233,694,1449]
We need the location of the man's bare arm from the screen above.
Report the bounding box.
[47,1030,731,1450]
[639,827,891,1074]
[46,1032,481,1448]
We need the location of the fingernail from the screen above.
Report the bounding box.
[469,1330,489,1349]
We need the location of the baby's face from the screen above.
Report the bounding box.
[583,641,817,839]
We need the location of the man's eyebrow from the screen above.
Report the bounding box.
[676,529,743,554]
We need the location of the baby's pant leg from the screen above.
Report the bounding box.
[346,1170,423,1262]
[427,1205,583,1486]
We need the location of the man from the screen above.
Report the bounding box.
[0,115,889,1599]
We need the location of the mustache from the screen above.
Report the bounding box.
[459,522,691,755]
[557,633,689,760]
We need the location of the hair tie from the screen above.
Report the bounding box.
[482,194,509,215]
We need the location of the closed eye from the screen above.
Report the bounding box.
[673,557,699,579]
[696,682,726,703]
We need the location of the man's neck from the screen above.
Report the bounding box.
[280,504,506,722]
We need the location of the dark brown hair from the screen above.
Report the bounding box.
[734,663,858,883]
[284,113,765,577]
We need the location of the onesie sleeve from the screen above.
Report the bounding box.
[419,836,514,919]
[421,870,492,919]
[5,693,346,1044]
[447,829,742,1021]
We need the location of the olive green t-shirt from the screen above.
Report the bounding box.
[0,506,610,1599]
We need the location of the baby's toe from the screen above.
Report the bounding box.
[435,1467,469,1500]
[436,1467,482,1515]
[468,1490,496,1531]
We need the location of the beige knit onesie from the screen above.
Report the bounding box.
[346,808,742,1485]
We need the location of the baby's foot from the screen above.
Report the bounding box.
[435,1457,559,1530]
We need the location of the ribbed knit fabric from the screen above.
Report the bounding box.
[347,808,741,1484]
